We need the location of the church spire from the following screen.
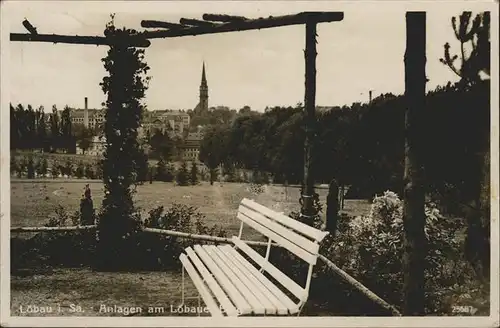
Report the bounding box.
[197,61,209,113]
[201,61,207,86]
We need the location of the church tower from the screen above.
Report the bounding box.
[195,62,209,113]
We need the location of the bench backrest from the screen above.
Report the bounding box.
[234,198,329,302]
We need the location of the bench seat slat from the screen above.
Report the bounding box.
[204,245,267,315]
[179,254,223,317]
[193,245,252,314]
[220,245,299,315]
[237,212,318,265]
[241,198,329,242]
[239,205,320,255]
[209,245,279,315]
[232,237,306,301]
[185,247,239,317]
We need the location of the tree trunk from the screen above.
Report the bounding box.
[402,12,427,316]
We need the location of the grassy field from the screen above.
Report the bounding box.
[10,180,372,317]
[10,180,371,235]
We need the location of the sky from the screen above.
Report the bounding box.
[2,1,494,112]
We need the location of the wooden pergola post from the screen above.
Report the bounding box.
[301,20,318,225]
[403,11,427,316]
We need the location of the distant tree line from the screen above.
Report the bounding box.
[200,80,489,213]
[9,103,100,154]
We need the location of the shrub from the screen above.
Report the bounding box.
[95,160,103,179]
[64,159,74,176]
[176,161,190,186]
[310,191,468,314]
[26,156,35,179]
[141,204,227,269]
[17,157,27,178]
[155,158,167,181]
[190,161,199,185]
[37,157,49,176]
[51,160,60,178]
[75,161,85,179]
[84,163,95,179]
[10,156,19,175]
[165,162,175,182]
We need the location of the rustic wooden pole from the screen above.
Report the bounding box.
[11,225,97,232]
[141,12,343,39]
[301,20,318,226]
[403,11,427,316]
[141,20,187,29]
[318,254,402,316]
[10,33,151,48]
[202,14,248,23]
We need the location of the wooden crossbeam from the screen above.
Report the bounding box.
[142,12,343,39]
[10,33,151,47]
[179,18,218,28]
[202,14,248,22]
[141,20,187,29]
[22,19,38,35]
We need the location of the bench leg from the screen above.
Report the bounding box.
[181,265,185,306]
[198,294,201,317]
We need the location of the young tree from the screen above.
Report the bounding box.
[36,157,48,176]
[76,127,93,154]
[176,161,190,186]
[26,156,35,179]
[190,161,199,185]
[96,14,151,271]
[440,11,491,279]
[75,161,85,179]
[84,163,95,179]
[165,162,176,182]
[155,158,167,181]
[50,105,60,152]
[440,12,490,89]
[61,106,75,152]
[199,125,228,185]
[64,159,74,177]
[402,12,427,316]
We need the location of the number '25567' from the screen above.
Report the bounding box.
[452,305,478,315]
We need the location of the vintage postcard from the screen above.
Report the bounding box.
[1,0,498,327]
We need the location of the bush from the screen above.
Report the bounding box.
[311,191,469,314]
[140,204,227,269]
[75,161,85,178]
[95,160,103,179]
[190,162,199,185]
[176,161,190,186]
[26,156,35,179]
[84,163,95,179]
[50,160,60,177]
[63,159,74,176]
[37,157,49,176]
[10,156,19,175]
[155,158,167,181]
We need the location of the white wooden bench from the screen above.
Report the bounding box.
[179,198,329,317]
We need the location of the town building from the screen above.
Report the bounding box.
[69,97,105,129]
[180,126,205,162]
[142,110,190,137]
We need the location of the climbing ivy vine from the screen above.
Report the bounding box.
[96,14,151,270]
